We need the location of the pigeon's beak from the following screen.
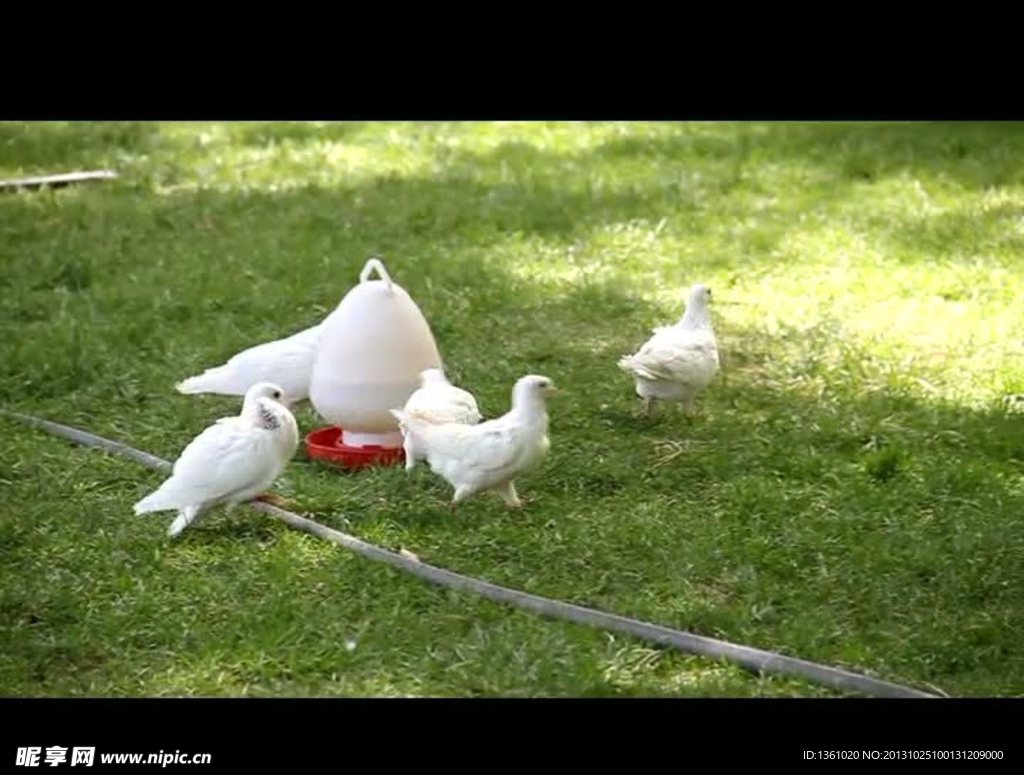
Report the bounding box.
[543,385,559,396]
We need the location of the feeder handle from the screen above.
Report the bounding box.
[360,256,394,294]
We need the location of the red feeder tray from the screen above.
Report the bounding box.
[305,425,405,470]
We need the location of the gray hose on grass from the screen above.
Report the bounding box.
[1,408,941,699]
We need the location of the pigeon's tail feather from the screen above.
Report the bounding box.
[175,367,244,396]
[393,409,429,472]
[402,434,420,471]
[619,354,658,381]
[391,408,432,434]
[168,505,202,538]
[390,408,412,434]
[134,486,179,515]
[618,354,641,374]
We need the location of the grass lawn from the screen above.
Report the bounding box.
[1,121,1023,697]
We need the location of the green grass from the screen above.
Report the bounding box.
[2,121,1024,697]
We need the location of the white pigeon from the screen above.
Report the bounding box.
[390,374,557,509]
[399,368,483,471]
[134,382,300,537]
[175,323,322,403]
[618,282,719,417]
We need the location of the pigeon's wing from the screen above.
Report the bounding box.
[448,388,483,423]
[622,329,718,383]
[219,325,321,392]
[405,386,482,425]
[223,324,321,367]
[407,404,471,425]
[176,324,321,399]
[411,419,522,474]
[166,422,278,503]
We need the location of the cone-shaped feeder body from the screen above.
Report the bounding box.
[309,257,443,460]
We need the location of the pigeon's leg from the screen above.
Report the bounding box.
[494,480,522,508]
[680,393,700,420]
[642,396,657,418]
[632,396,653,418]
[449,485,474,512]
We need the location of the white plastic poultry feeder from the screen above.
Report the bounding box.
[306,256,444,469]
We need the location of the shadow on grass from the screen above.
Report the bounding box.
[0,122,160,173]
[7,121,1022,299]
[587,121,1024,188]
[234,121,368,148]
[879,198,1024,262]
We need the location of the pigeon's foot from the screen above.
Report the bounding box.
[493,481,522,508]
[253,492,291,508]
[681,402,704,420]
[635,397,657,419]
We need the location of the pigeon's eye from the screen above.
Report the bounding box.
[273,391,281,399]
